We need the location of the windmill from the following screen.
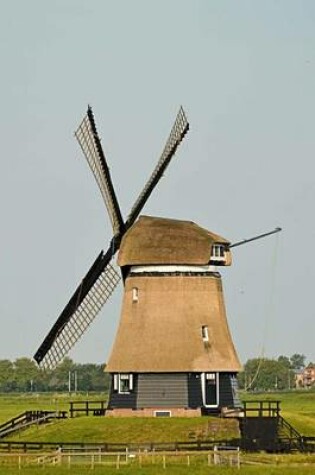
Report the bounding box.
[34,107,280,416]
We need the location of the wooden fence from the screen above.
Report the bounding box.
[0,447,240,469]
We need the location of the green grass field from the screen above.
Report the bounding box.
[0,390,313,443]
[0,391,313,474]
[0,456,315,475]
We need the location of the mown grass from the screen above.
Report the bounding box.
[0,451,315,473]
[0,459,315,475]
[5,415,239,444]
[0,390,314,446]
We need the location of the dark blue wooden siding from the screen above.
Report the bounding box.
[137,373,188,408]
[219,373,241,408]
[107,372,241,410]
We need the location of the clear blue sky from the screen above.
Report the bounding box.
[0,1,314,365]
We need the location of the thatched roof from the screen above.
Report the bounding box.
[118,215,230,266]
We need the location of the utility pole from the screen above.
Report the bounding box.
[74,371,78,393]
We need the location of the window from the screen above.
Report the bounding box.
[202,372,219,407]
[211,244,225,261]
[132,287,139,303]
[113,374,133,394]
[154,410,171,417]
[206,372,216,381]
[201,325,209,342]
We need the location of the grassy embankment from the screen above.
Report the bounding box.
[0,392,238,443]
[0,390,313,444]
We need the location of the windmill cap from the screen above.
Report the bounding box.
[118,215,231,267]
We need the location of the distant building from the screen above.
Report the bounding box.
[303,364,315,388]
[295,364,315,388]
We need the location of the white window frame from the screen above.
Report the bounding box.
[114,374,134,394]
[201,372,219,408]
[211,244,225,262]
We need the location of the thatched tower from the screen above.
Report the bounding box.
[106,216,241,416]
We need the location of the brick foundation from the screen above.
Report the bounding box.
[105,407,202,417]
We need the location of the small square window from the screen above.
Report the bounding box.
[206,372,216,381]
[154,411,171,417]
[115,374,133,394]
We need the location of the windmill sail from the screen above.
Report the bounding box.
[126,106,189,228]
[34,250,120,369]
[34,106,189,370]
[75,106,124,235]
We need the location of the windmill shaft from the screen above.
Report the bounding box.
[229,227,282,248]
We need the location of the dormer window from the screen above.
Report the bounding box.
[210,244,226,263]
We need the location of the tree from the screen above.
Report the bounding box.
[73,363,110,392]
[0,357,110,392]
[277,355,291,368]
[239,357,294,391]
[0,360,15,391]
[14,358,39,392]
[290,353,306,370]
[49,357,75,391]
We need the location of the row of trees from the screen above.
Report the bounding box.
[0,353,311,393]
[238,353,311,391]
[0,358,110,393]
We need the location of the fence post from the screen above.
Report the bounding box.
[187,455,190,466]
[91,454,94,469]
[116,454,120,469]
[57,447,62,465]
[163,454,166,469]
